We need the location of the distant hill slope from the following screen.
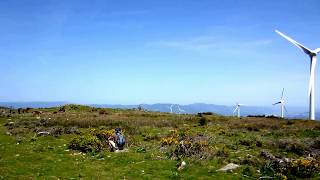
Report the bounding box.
[0,101,313,119]
[92,103,311,119]
[0,102,68,108]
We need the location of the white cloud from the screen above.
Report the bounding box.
[148,36,273,51]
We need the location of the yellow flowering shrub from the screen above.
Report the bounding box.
[100,129,115,137]
[169,129,178,137]
[161,137,178,146]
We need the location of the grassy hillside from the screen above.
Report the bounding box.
[1,104,320,179]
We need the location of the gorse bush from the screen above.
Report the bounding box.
[198,117,207,126]
[286,157,320,178]
[261,157,320,179]
[69,135,103,153]
[160,129,211,159]
[90,128,115,141]
[161,137,178,146]
[171,139,210,158]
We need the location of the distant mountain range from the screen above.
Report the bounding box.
[0,101,317,120]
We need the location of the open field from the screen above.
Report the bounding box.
[1,104,320,179]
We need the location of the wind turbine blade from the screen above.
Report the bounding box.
[308,59,317,95]
[315,48,320,54]
[281,88,284,99]
[284,105,288,112]
[233,107,238,114]
[273,102,281,105]
[275,30,312,55]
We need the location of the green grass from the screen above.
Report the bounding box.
[1,105,320,179]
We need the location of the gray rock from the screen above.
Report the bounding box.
[216,163,240,172]
[37,131,50,136]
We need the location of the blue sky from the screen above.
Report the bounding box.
[1,0,320,107]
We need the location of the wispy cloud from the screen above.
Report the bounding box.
[148,24,273,52]
[149,36,273,51]
[107,10,149,17]
[151,38,219,50]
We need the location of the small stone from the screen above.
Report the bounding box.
[284,158,290,163]
[159,147,167,153]
[178,161,187,171]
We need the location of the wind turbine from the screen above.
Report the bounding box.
[273,88,287,118]
[233,103,243,118]
[177,104,186,114]
[169,104,174,113]
[275,30,320,120]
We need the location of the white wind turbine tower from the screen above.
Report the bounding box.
[233,103,243,118]
[273,88,287,118]
[276,30,320,120]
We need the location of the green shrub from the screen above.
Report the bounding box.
[277,139,306,155]
[198,117,207,126]
[261,157,320,178]
[169,137,210,159]
[299,129,320,138]
[216,146,229,157]
[241,166,255,177]
[99,109,108,115]
[69,135,103,153]
[286,157,320,178]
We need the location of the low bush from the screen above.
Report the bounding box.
[239,138,262,147]
[170,138,210,159]
[277,139,306,155]
[286,157,320,178]
[216,146,230,157]
[198,117,207,126]
[241,166,256,177]
[68,135,103,153]
[161,137,178,146]
[261,157,320,179]
[99,109,108,115]
[91,128,114,141]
